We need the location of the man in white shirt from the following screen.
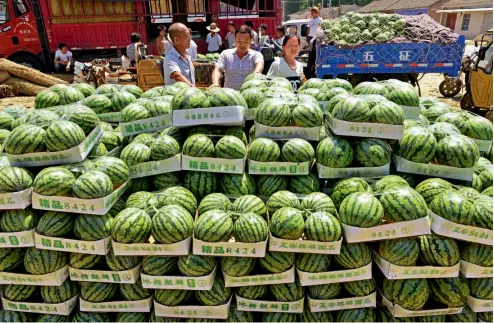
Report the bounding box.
[306,6,323,45]
[206,23,222,53]
[225,21,236,49]
[54,43,73,73]
[245,20,258,50]
[163,23,195,86]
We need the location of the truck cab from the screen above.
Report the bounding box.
[283,19,308,49]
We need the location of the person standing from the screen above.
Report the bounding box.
[126,33,142,66]
[306,6,322,45]
[206,23,222,54]
[272,25,286,56]
[267,35,305,92]
[245,20,258,50]
[259,24,270,47]
[163,23,195,86]
[211,25,264,90]
[225,21,236,49]
[187,28,198,61]
[54,43,73,73]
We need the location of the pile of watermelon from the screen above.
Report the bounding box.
[0,77,492,322]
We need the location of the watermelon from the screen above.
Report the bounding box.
[74,213,113,241]
[0,248,25,271]
[81,94,112,114]
[237,285,267,300]
[339,192,383,227]
[40,279,79,303]
[172,88,210,110]
[332,96,371,122]
[435,111,470,134]
[378,307,414,322]
[316,137,353,168]
[0,129,11,144]
[153,172,181,191]
[198,193,232,215]
[270,207,304,240]
[36,211,72,237]
[207,87,248,108]
[106,248,139,270]
[157,186,197,215]
[228,305,254,323]
[469,278,493,300]
[155,288,192,306]
[111,91,137,111]
[465,116,493,140]
[220,173,255,197]
[220,257,255,277]
[291,103,324,127]
[479,312,493,323]
[44,120,86,151]
[232,195,267,217]
[0,310,31,322]
[372,175,409,194]
[4,284,37,301]
[255,99,292,127]
[177,252,216,277]
[183,134,215,157]
[344,278,376,297]
[126,191,158,210]
[111,208,152,243]
[398,126,437,163]
[122,103,148,122]
[380,186,428,222]
[35,91,60,108]
[428,122,461,141]
[262,312,299,322]
[308,283,341,300]
[429,276,469,307]
[330,178,372,208]
[479,169,493,191]
[269,280,304,302]
[93,157,129,188]
[121,85,143,98]
[289,173,320,195]
[415,178,453,204]
[256,175,287,197]
[195,210,233,242]
[436,134,479,168]
[295,253,331,273]
[429,191,473,225]
[152,205,193,243]
[196,276,231,306]
[460,242,493,267]
[80,281,117,302]
[69,253,103,269]
[0,111,15,130]
[72,170,113,199]
[378,238,419,266]
[335,242,371,269]
[0,167,33,193]
[233,212,268,243]
[65,105,100,134]
[281,138,315,163]
[141,255,176,276]
[147,100,172,118]
[267,190,301,214]
[241,87,265,109]
[119,280,151,301]
[58,87,85,105]
[25,109,59,125]
[224,127,248,145]
[259,250,295,273]
[184,171,217,199]
[370,100,404,125]
[304,211,341,242]
[214,135,246,159]
[71,83,95,97]
[115,313,148,322]
[37,314,70,322]
[353,82,389,96]
[336,308,376,322]
[89,143,107,158]
[120,143,151,166]
[300,192,336,214]
[383,278,429,310]
[355,138,391,167]
[419,233,460,266]
[72,311,111,322]
[447,305,477,322]
[3,124,46,154]
[481,186,492,196]
[248,138,280,162]
[24,248,67,274]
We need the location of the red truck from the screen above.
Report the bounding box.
[0,0,281,71]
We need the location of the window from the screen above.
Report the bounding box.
[0,0,9,24]
[301,24,307,37]
[13,0,28,17]
[461,14,471,31]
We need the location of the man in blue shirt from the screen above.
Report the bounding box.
[163,23,195,86]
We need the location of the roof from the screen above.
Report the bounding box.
[358,0,398,12]
[441,0,492,8]
[288,5,359,19]
[386,0,443,10]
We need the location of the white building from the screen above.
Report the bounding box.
[438,0,492,39]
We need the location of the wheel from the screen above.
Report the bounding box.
[460,93,475,110]
[10,54,43,71]
[439,78,462,97]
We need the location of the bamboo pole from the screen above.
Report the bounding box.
[0,59,68,87]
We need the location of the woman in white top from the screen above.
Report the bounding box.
[267,35,306,92]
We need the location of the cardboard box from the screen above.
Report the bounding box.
[128,154,181,179]
[381,293,463,317]
[472,138,492,153]
[1,294,78,315]
[308,292,376,312]
[173,106,245,127]
[79,296,152,313]
[316,162,390,179]
[373,250,460,279]
[430,212,493,246]
[223,266,295,288]
[248,160,311,176]
[154,296,232,319]
[0,229,35,248]
[120,114,172,137]
[0,188,32,210]
[467,296,493,313]
[97,112,122,123]
[182,155,244,174]
[68,265,140,284]
[7,125,103,167]
[0,266,69,286]
[192,234,267,258]
[235,295,303,313]
[141,266,216,290]
[112,237,190,256]
[268,232,342,255]
[34,232,111,255]
[341,217,431,243]
[393,155,474,181]
[460,260,494,278]
[297,262,372,286]
[328,116,404,140]
[32,181,128,215]
[254,122,321,141]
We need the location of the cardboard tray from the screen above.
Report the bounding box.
[459,260,494,278]
[472,138,492,153]
[268,232,342,255]
[430,212,493,246]
[0,188,32,210]
[173,106,245,127]
[141,266,216,290]
[393,155,474,181]
[120,114,172,137]
[316,162,390,179]
[112,237,190,256]
[34,232,111,255]
[248,160,311,176]
[254,122,321,141]
[182,155,244,174]
[236,295,303,313]
[97,112,121,123]
[327,116,404,140]
[0,229,35,248]
[1,294,78,316]
[153,296,232,319]
[467,296,493,313]
[381,293,463,317]
[223,266,295,288]
[308,292,376,312]
[68,265,140,284]
[79,297,153,313]
[7,125,102,167]
[192,234,267,258]
[129,154,181,179]
[297,262,372,286]
[0,266,69,286]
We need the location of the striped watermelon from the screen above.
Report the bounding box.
[447,305,477,322]
[121,85,143,98]
[152,205,193,244]
[0,310,31,322]
[270,207,305,240]
[465,116,493,140]
[378,238,419,266]
[40,279,79,303]
[332,96,371,122]
[119,280,151,301]
[233,212,268,243]
[237,285,267,300]
[419,234,460,266]
[33,167,76,196]
[380,186,428,222]
[141,87,168,99]
[74,213,113,241]
[220,173,256,197]
[36,211,73,237]
[81,94,112,114]
[126,191,158,210]
[215,135,246,159]
[386,86,420,107]
[184,171,217,199]
[120,143,151,166]
[115,313,148,322]
[423,103,452,123]
[196,276,231,306]
[370,100,404,125]
[24,248,67,274]
[72,170,113,199]
[89,142,107,158]
[155,289,192,306]
[379,307,414,322]
[331,178,372,208]
[37,314,70,322]
[336,308,376,322]
[183,134,215,157]
[267,190,301,214]
[429,276,469,307]
[469,278,493,300]
[69,253,103,269]
[0,111,14,130]
[353,82,388,95]
[0,208,38,233]
[454,186,480,202]
[0,129,11,144]
[255,99,292,127]
[415,178,453,204]
[3,124,46,154]
[270,280,304,302]
[94,84,120,95]
[147,100,172,118]
[72,83,94,97]
[289,173,320,195]
[316,136,353,168]
[4,284,36,301]
[262,313,299,322]
[72,311,111,322]
[291,103,324,127]
[383,278,429,310]
[122,103,148,122]
[398,126,437,163]
[0,248,26,271]
[93,157,129,188]
[256,175,288,197]
[344,278,376,297]
[460,243,493,267]
[339,192,383,228]
[479,312,493,323]
[111,91,137,112]
[248,138,280,162]
[149,136,179,161]
[160,127,186,145]
[435,111,470,134]
[428,122,461,141]
[304,211,342,242]
[25,109,59,125]
[195,210,233,242]
[224,127,248,145]
[66,106,100,135]
[228,305,254,322]
[142,255,177,276]
[355,138,391,167]
[208,87,248,108]
[301,308,333,322]
[481,186,492,197]
[99,131,123,152]
[220,256,255,277]
[198,193,232,215]
[281,138,315,163]
[111,208,152,243]
[479,170,493,191]
[308,283,341,299]
[335,242,371,269]
[80,281,117,302]
[429,191,473,225]
[178,252,216,277]
[153,172,181,191]
[232,195,267,217]
[35,91,60,109]
[259,250,295,273]
[157,186,197,215]
[436,135,479,168]
[241,87,264,109]
[300,192,336,214]
[172,88,210,110]
[106,248,140,270]
[58,87,85,105]
[295,253,331,273]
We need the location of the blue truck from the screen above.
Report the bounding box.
[314,36,466,93]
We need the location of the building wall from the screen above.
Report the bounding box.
[453,11,489,39]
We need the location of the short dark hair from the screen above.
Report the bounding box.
[158,25,166,31]
[245,20,253,28]
[276,25,285,33]
[130,33,141,43]
[260,24,268,31]
[228,21,235,26]
[235,25,252,37]
[58,43,67,50]
[282,34,300,46]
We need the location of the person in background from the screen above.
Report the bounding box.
[126,32,142,65]
[156,25,167,55]
[211,25,264,90]
[259,24,270,47]
[267,35,305,92]
[188,28,198,61]
[206,23,222,54]
[54,43,73,73]
[306,6,322,45]
[163,23,195,86]
[225,21,236,49]
[245,20,258,50]
[272,25,286,56]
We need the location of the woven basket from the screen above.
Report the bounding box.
[194,62,215,86]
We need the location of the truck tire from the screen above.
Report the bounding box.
[439,78,462,97]
[10,54,43,71]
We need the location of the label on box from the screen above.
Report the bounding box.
[120,114,172,137]
[129,155,182,179]
[0,265,69,286]
[141,266,216,290]
[430,212,493,246]
[0,229,35,248]
[245,109,257,121]
[97,112,122,123]
[472,139,492,152]
[79,297,152,313]
[316,162,390,179]
[400,105,421,119]
[381,294,462,317]
[248,160,311,176]
[112,237,190,256]
[255,122,321,141]
[68,265,140,284]
[236,295,303,313]
[297,262,372,286]
[341,217,431,243]
[32,181,128,215]
[328,117,404,140]
[154,297,231,319]
[467,296,493,312]
[308,293,376,312]
[173,106,245,127]
[1,294,78,315]
[7,125,102,167]
[269,234,342,254]
[223,267,295,288]
[372,250,459,279]
[393,155,474,181]
[35,233,111,255]
[182,155,244,174]
[460,260,494,278]
[0,188,32,210]
[192,235,267,258]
